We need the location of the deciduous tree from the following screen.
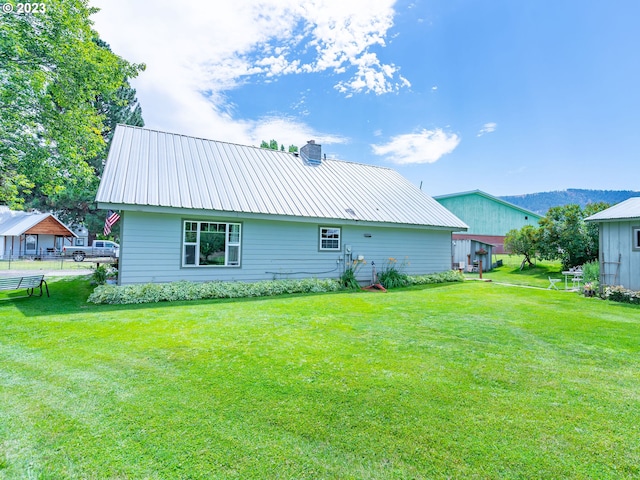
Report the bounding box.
[504,225,539,269]
[0,0,144,225]
[537,203,609,269]
[260,140,298,152]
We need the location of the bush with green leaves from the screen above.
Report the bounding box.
[92,265,118,285]
[92,265,108,285]
[581,260,599,284]
[407,270,465,285]
[88,278,342,304]
[87,270,465,305]
[602,285,640,305]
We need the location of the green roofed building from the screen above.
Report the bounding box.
[434,190,542,254]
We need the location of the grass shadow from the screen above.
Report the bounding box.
[1,276,362,318]
[2,276,471,319]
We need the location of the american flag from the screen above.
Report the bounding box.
[103,210,120,236]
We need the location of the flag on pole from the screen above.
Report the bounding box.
[103,210,120,236]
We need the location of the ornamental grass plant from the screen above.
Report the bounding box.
[377,257,410,289]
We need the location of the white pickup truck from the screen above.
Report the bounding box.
[62,240,119,262]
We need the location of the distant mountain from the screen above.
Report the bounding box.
[500,189,640,215]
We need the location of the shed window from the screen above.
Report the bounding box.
[183,221,241,267]
[320,227,341,251]
[634,227,640,251]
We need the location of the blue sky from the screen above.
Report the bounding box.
[92,0,640,196]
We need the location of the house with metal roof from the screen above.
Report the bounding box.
[96,125,468,285]
[434,190,542,255]
[0,207,76,259]
[585,197,640,291]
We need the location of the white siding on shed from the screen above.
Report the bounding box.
[598,220,640,291]
[586,197,640,291]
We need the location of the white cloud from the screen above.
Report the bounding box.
[91,0,405,145]
[371,129,460,165]
[249,116,348,148]
[477,122,497,137]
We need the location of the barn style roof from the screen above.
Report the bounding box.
[585,197,640,222]
[97,125,468,230]
[433,190,542,219]
[0,207,76,237]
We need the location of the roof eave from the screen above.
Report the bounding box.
[98,202,468,230]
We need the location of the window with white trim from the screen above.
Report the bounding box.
[183,221,241,267]
[320,226,341,251]
[633,226,640,251]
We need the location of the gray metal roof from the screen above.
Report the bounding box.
[97,125,468,230]
[585,197,640,222]
[0,207,75,236]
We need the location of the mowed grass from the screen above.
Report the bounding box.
[0,259,94,273]
[1,277,639,479]
[467,255,569,289]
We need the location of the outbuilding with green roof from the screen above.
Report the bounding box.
[434,190,542,254]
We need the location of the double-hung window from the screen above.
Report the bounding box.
[634,226,640,251]
[320,227,341,251]
[183,221,241,267]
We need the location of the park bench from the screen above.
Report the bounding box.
[0,275,49,298]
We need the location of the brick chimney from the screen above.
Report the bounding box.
[300,140,322,165]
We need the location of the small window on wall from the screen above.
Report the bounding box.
[183,221,241,267]
[320,227,341,251]
[633,227,640,251]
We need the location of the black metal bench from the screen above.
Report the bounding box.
[0,275,49,298]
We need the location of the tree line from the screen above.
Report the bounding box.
[1,0,144,236]
[504,203,609,270]
[260,140,298,153]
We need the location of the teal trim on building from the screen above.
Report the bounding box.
[434,190,542,236]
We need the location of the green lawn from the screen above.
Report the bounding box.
[0,258,94,273]
[466,255,572,289]
[1,277,639,478]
